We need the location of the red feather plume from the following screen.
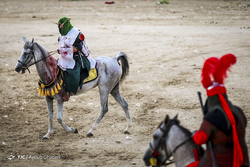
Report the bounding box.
[201,57,219,89]
[201,54,237,89]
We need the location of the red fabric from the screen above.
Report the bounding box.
[201,53,243,166]
[206,86,226,97]
[218,93,243,167]
[186,149,201,167]
[193,148,200,161]
[193,130,209,145]
[105,1,114,4]
[186,161,199,167]
[199,54,246,166]
[206,87,244,166]
[79,34,85,41]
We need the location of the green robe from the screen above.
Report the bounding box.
[65,54,90,94]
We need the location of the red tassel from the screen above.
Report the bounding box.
[193,148,200,161]
[219,94,243,167]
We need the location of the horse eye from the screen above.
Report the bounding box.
[153,134,158,139]
[24,51,31,56]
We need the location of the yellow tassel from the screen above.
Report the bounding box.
[38,86,42,95]
[44,90,47,96]
[47,89,50,96]
[60,79,63,86]
[41,90,45,96]
[54,86,58,94]
[51,89,55,96]
[57,83,61,90]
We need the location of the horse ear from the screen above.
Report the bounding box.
[173,114,178,120]
[31,38,34,44]
[23,37,28,43]
[164,115,169,125]
[173,114,180,124]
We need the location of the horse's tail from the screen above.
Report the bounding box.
[116,52,129,84]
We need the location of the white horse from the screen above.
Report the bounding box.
[143,114,204,167]
[15,37,132,139]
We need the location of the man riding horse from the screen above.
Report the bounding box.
[187,54,249,167]
[57,17,97,101]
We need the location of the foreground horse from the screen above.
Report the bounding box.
[15,37,132,139]
[143,115,203,167]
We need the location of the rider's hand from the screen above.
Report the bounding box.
[73,47,78,53]
[57,49,60,54]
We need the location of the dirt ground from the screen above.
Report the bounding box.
[0,0,249,166]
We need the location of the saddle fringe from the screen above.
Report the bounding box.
[37,68,64,96]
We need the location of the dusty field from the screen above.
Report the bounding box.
[0,0,250,166]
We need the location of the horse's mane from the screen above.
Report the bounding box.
[177,124,192,137]
[158,119,192,137]
[33,42,57,77]
[33,42,57,62]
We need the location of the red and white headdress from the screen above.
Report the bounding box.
[201,53,237,96]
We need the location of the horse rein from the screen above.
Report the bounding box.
[149,121,192,166]
[18,43,57,73]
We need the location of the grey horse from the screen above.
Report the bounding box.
[143,114,204,167]
[15,37,132,139]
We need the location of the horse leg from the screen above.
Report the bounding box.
[87,92,109,137]
[43,96,54,139]
[111,83,132,134]
[56,100,78,133]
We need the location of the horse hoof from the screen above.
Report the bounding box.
[124,130,130,134]
[42,137,49,140]
[86,132,94,137]
[74,129,78,133]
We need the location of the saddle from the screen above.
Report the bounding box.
[37,65,98,97]
[83,67,98,83]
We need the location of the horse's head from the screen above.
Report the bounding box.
[143,114,180,166]
[15,37,35,73]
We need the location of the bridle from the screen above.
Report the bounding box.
[18,42,57,73]
[149,120,192,166]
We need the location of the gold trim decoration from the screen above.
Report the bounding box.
[37,69,64,97]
